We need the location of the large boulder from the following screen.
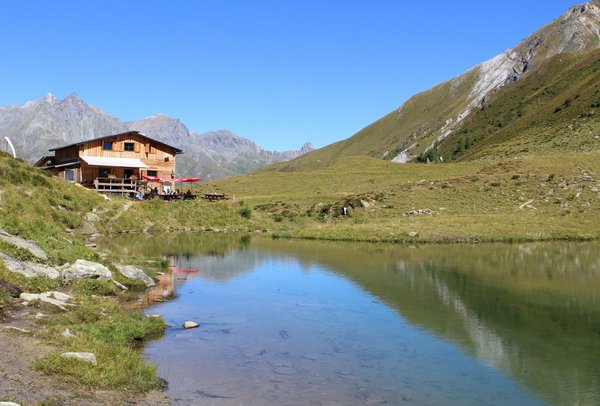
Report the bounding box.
[115,264,156,287]
[61,259,112,282]
[0,253,60,279]
[0,230,47,261]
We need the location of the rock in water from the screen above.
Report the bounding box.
[183,321,200,329]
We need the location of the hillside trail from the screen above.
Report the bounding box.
[105,201,134,229]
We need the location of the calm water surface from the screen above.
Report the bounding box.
[106,234,600,405]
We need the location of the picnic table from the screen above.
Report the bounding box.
[153,193,197,201]
[203,192,227,202]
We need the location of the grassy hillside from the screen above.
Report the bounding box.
[197,152,600,243]
[0,152,103,264]
[273,48,600,172]
[440,49,600,161]
[270,69,479,172]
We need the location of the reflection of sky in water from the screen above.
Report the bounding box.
[146,251,546,406]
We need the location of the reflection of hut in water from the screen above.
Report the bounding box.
[138,266,175,307]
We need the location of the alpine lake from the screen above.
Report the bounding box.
[103,233,600,406]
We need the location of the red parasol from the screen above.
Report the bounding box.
[142,175,162,181]
[173,177,203,183]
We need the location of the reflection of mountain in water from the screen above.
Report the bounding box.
[250,239,600,406]
[108,232,600,405]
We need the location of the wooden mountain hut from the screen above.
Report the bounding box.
[35,131,183,194]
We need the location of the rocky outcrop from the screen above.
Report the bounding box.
[20,291,74,311]
[115,264,156,287]
[61,259,112,282]
[0,231,47,261]
[0,253,60,280]
[404,0,600,159]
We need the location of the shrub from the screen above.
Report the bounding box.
[239,206,252,219]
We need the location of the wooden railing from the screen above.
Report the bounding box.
[93,177,138,194]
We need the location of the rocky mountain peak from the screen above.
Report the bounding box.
[1,95,314,180]
[45,92,57,104]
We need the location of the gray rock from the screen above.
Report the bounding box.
[62,259,112,282]
[115,264,156,287]
[0,230,47,261]
[20,291,74,311]
[0,253,60,279]
[113,279,128,291]
[62,329,75,338]
[61,352,97,365]
[2,326,31,334]
[84,212,102,222]
[0,401,22,406]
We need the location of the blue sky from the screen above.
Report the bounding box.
[0,0,578,151]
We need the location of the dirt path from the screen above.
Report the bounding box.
[105,201,134,230]
[0,304,171,406]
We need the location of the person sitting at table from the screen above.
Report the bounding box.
[135,188,145,201]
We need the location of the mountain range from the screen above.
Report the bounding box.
[272,0,600,172]
[0,94,314,179]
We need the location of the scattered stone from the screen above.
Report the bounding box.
[2,326,31,334]
[403,209,434,217]
[526,204,537,210]
[35,312,47,319]
[20,291,74,311]
[112,279,128,291]
[0,401,22,406]
[61,259,112,282]
[61,352,97,365]
[0,230,47,261]
[62,328,75,338]
[146,314,162,319]
[84,212,102,222]
[519,199,535,210]
[407,231,419,238]
[360,199,371,209]
[0,253,60,280]
[581,175,593,182]
[438,207,448,211]
[183,321,200,329]
[115,264,156,287]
